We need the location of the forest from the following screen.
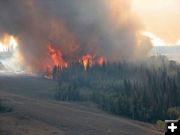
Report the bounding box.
[54,56,180,123]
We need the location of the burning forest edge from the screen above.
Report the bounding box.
[51,56,180,123]
[44,43,106,79]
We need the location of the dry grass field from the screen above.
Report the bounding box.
[0,75,163,135]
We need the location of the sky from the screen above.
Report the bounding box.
[132,0,180,46]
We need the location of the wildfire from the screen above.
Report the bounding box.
[45,44,106,79]
[80,54,106,71]
[97,56,105,66]
[44,44,68,79]
[0,33,25,73]
[48,44,68,69]
[0,34,18,53]
[80,54,93,71]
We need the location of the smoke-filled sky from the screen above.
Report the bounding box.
[133,0,180,46]
[2,0,176,72]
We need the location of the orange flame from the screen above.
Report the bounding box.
[45,44,106,78]
[0,34,18,53]
[80,54,93,71]
[79,54,105,71]
[97,56,105,66]
[48,44,68,69]
[44,44,68,79]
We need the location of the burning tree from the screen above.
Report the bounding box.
[44,43,106,79]
[44,44,68,79]
[79,54,93,71]
[48,44,68,69]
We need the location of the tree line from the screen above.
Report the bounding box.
[54,56,180,123]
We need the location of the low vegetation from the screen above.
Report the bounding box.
[54,56,180,123]
[0,99,12,113]
[155,120,165,131]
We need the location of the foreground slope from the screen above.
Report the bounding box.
[0,75,163,135]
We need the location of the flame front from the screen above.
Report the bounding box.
[0,34,18,53]
[79,54,106,71]
[44,44,68,79]
[80,54,93,71]
[48,44,68,69]
[0,34,25,73]
[0,34,106,76]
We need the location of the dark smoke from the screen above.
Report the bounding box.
[0,0,152,72]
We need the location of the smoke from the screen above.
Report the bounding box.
[133,0,180,44]
[0,0,152,72]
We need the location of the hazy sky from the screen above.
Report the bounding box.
[132,0,180,46]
